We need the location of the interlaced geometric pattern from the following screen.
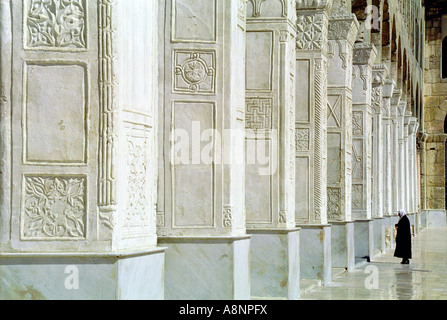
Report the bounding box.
[245,98,272,130]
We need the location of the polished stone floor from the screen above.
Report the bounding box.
[300,227,447,300]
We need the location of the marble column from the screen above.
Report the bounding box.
[378,79,395,254]
[351,42,376,263]
[386,88,402,250]
[295,0,331,285]
[245,0,299,300]
[370,64,388,259]
[397,101,408,213]
[157,0,249,300]
[1,0,165,299]
[325,13,358,272]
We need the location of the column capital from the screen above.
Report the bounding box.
[296,11,329,53]
[383,79,395,98]
[398,101,407,118]
[409,117,419,135]
[353,42,377,66]
[372,64,389,86]
[296,0,333,11]
[328,13,359,45]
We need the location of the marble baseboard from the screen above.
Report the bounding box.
[421,210,447,228]
[373,217,385,254]
[297,224,331,285]
[0,247,165,300]
[330,221,355,271]
[248,228,300,300]
[354,220,373,260]
[158,236,251,300]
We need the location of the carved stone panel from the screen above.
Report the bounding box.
[22,175,87,240]
[246,98,273,130]
[25,0,87,50]
[174,50,216,94]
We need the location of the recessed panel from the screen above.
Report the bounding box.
[24,63,87,164]
[172,101,215,228]
[246,31,273,91]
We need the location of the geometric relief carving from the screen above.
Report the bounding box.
[327,94,342,127]
[327,187,341,219]
[352,184,363,209]
[245,98,272,130]
[22,176,86,240]
[296,13,325,50]
[352,111,363,135]
[296,128,310,152]
[26,0,86,49]
[174,51,216,94]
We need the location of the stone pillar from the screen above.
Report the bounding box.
[1,0,164,299]
[404,111,412,214]
[325,13,358,272]
[157,0,249,300]
[295,0,331,285]
[245,0,299,300]
[408,117,419,235]
[351,43,376,221]
[370,64,388,259]
[397,101,407,214]
[351,43,377,261]
[379,79,395,253]
[385,88,401,250]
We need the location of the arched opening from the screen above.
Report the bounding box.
[352,0,369,42]
[390,17,397,82]
[382,0,391,63]
[442,36,447,79]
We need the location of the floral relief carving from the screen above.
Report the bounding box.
[125,138,150,235]
[22,176,86,239]
[26,0,86,49]
[327,187,341,219]
[223,206,234,228]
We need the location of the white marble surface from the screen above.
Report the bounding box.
[159,236,251,300]
[331,222,355,271]
[354,220,373,259]
[299,226,331,285]
[0,249,165,300]
[249,230,300,299]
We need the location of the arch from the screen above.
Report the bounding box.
[442,35,447,79]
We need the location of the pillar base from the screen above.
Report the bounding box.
[296,224,331,285]
[330,221,355,271]
[158,235,251,300]
[0,247,166,300]
[383,215,396,250]
[354,219,374,261]
[373,217,386,255]
[421,210,447,228]
[248,228,300,300]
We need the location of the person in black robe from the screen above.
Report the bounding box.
[394,209,412,264]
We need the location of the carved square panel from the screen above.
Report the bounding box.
[21,175,87,240]
[245,98,272,130]
[24,0,87,50]
[173,50,216,95]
